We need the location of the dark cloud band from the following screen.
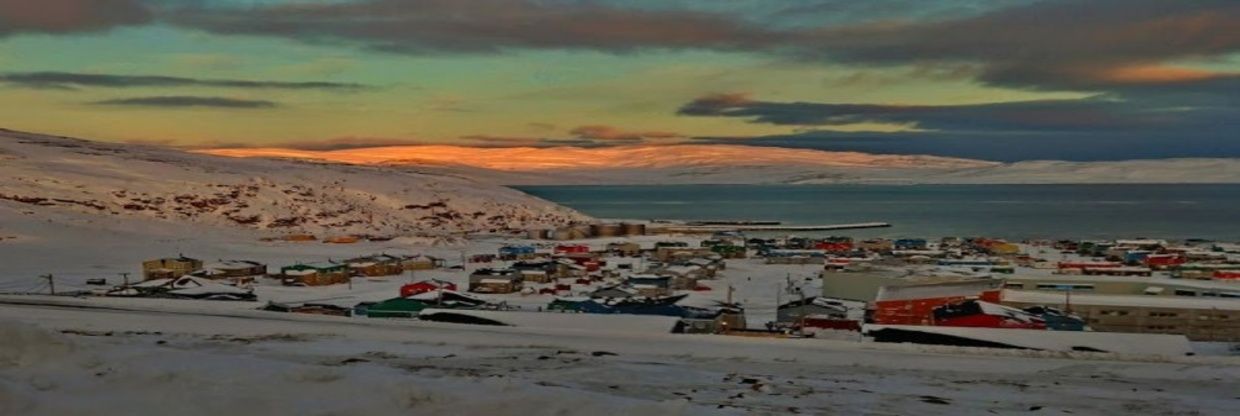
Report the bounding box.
[93,96,278,109]
[1,72,367,91]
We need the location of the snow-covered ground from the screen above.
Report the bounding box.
[3,298,1239,416]
[5,128,1240,414]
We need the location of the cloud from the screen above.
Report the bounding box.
[792,0,1240,92]
[0,71,367,91]
[569,125,684,142]
[93,96,278,109]
[10,1,1238,97]
[160,1,1240,92]
[678,93,1153,132]
[692,129,1239,162]
[0,0,152,36]
[681,84,1240,161]
[165,0,785,54]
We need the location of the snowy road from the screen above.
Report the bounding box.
[2,296,1238,415]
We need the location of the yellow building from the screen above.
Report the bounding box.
[141,256,203,281]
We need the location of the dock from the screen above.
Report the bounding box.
[652,222,891,233]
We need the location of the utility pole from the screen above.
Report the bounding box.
[42,274,55,295]
[798,287,808,335]
[1065,286,1072,314]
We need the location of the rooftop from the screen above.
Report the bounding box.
[1002,290,1240,311]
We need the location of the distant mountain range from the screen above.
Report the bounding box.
[0,129,586,236]
[201,144,1240,185]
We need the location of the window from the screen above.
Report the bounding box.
[1148,312,1178,318]
[1100,310,1129,317]
[1174,290,1198,297]
[1004,282,1025,289]
[1036,284,1094,291]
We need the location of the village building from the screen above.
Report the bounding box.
[554,258,589,278]
[777,297,849,323]
[345,254,404,277]
[893,238,929,250]
[141,256,204,281]
[675,307,747,334]
[400,254,443,271]
[367,290,489,318]
[468,268,523,294]
[626,274,674,297]
[1000,290,1240,342]
[1172,264,1240,280]
[279,262,350,286]
[1000,274,1240,298]
[194,260,267,285]
[469,254,498,263]
[606,242,642,257]
[400,279,457,297]
[764,249,825,265]
[113,275,255,301]
[519,268,553,284]
[589,285,640,299]
[554,244,591,255]
[872,280,1006,326]
[498,245,538,260]
[857,239,894,252]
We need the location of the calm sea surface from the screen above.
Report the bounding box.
[517,184,1240,241]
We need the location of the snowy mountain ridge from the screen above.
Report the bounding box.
[200,144,1240,185]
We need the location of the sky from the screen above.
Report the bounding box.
[0,0,1236,162]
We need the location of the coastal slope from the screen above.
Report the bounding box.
[0,129,588,236]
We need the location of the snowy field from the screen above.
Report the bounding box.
[5,173,1240,414]
[3,297,1239,416]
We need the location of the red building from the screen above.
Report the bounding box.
[400,280,457,297]
[1144,254,1186,269]
[554,244,590,254]
[1214,271,1240,280]
[872,280,1005,326]
[931,300,1046,329]
[814,241,854,252]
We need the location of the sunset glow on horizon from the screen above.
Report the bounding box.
[1,0,1237,161]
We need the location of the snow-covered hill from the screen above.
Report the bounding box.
[200,144,1240,185]
[0,129,588,236]
[199,144,999,185]
[924,159,1240,184]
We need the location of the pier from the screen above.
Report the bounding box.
[652,222,892,233]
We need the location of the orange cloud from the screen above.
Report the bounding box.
[1099,65,1232,84]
